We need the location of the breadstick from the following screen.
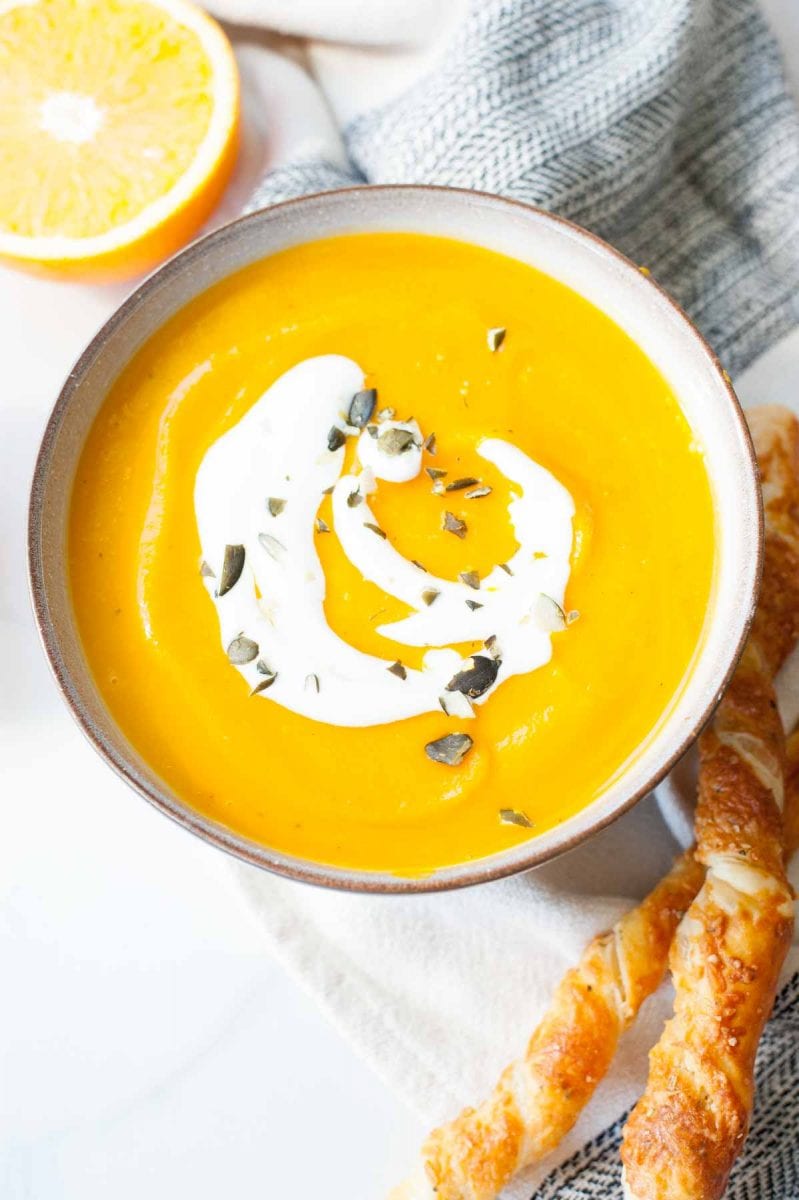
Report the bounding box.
[389,406,799,1200]
[621,405,799,1200]
[390,851,703,1200]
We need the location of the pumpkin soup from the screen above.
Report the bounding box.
[68,232,715,874]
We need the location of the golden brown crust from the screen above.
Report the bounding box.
[784,729,799,860]
[621,882,793,1200]
[695,663,786,879]
[747,405,799,673]
[751,534,799,674]
[621,405,799,1200]
[390,852,704,1200]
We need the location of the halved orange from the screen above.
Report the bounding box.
[0,0,240,281]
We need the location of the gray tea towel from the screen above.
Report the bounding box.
[243,0,799,378]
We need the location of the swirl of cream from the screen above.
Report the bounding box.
[195,355,574,728]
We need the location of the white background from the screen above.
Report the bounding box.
[2,4,799,1197]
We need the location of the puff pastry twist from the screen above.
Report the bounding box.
[621,405,799,1200]
[389,853,703,1200]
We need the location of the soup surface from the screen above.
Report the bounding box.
[69,232,715,875]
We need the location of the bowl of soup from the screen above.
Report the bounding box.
[29,185,761,891]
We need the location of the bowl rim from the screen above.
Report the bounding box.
[27,183,763,894]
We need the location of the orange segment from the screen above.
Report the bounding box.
[0,0,239,280]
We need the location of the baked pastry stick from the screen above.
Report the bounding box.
[621,405,799,1200]
[389,852,704,1200]
[389,406,799,1200]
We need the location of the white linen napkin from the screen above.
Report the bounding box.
[205,4,799,1193]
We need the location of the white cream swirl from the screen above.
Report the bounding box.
[195,355,575,728]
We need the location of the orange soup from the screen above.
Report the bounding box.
[68,233,715,875]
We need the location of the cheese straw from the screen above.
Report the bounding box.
[621,406,799,1200]
[390,853,704,1200]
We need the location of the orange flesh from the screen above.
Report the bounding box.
[0,0,239,280]
[68,233,715,875]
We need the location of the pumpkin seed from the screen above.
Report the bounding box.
[348,388,377,428]
[379,427,417,455]
[258,532,287,561]
[484,635,500,659]
[327,426,346,451]
[218,544,245,595]
[250,673,277,696]
[446,655,499,698]
[499,808,532,828]
[442,511,467,538]
[227,635,259,664]
[534,593,567,632]
[445,476,479,492]
[424,732,474,766]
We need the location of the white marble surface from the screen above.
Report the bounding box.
[2,5,799,1198]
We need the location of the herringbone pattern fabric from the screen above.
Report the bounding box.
[535,970,799,1197]
[248,0,799,375]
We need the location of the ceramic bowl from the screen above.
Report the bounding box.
[28,185,762,892]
